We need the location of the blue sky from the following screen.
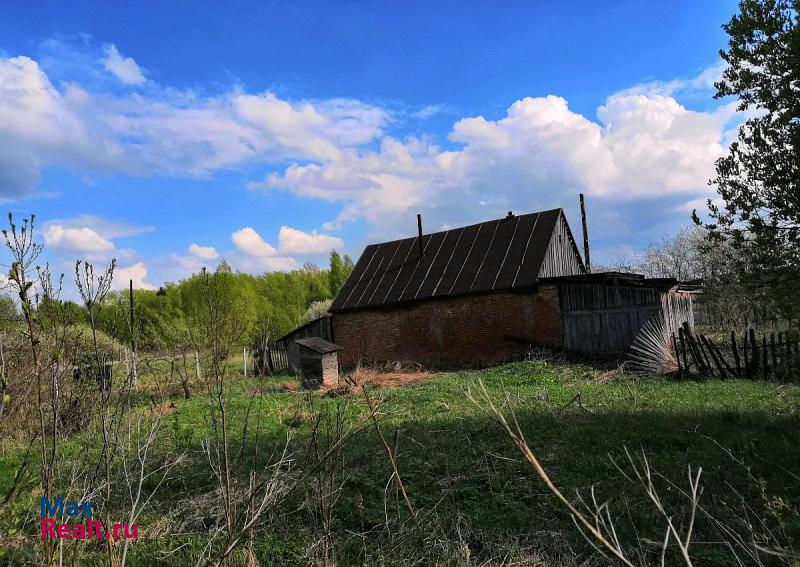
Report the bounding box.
[1,1,740,290]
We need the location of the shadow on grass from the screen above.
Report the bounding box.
[132,386,800,566]
[3,366,798,566]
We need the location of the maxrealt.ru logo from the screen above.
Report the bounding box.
[40,497,138,540]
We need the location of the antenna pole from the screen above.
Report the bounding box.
[417,213,424,258]
[579,194,591,273]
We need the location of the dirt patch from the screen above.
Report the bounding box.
[353,366,434,389]
[145,402,176,416]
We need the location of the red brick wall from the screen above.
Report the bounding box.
[332,286,562,368]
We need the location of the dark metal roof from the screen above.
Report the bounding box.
[540,272,703,292]
[276,315,331,343]
[295,337,340,354]
[331,208,578,312]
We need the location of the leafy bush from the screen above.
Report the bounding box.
[64,324,124,357]
[304,299,332,323]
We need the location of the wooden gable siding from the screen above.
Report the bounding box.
[661,291,695,335]
[538,212,585,278]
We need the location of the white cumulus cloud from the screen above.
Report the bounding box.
[45,215,153,239]
[113,262,155,290]
[188,242,220,260]
[261,84,739,239]
[0,50,389,199]
[278,226,343,255]
[102,44,145,85]
[228,225,342,274]
[44,225,114,252]
[231,227,277,257]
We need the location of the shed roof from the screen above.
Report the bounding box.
[295,337,340,354]
[540,272,703,292]
[330,208,584,312]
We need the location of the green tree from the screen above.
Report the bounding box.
[694,0,800,318]
[343,253,354,275]
[0,294,18,330]
[328,250,354,296]
[329,250,344,295]
[181,269,257,347]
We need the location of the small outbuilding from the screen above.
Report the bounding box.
[295,337,340,388]
[276,316,333,374]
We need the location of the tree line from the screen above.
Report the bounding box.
[0,247,354,354]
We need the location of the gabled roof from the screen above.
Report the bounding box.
[330,208,585,312]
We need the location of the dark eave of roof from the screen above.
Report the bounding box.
[276,315,331,343]
[540,272,703,292]
[295,336,340,354]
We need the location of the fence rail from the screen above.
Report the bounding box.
[673,323,799,380]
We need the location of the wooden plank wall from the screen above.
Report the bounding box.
[562,284,665,354]
[661,291,695,337]
[538,214,585,278]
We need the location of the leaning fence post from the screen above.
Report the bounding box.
[679,328,688,372]
[731,331,741,377]
[702,335,727,379]
[672,333,682,376]
[710,336,736,378]
[243,347,248,378]
[682,326,697,372]
[195,350,201,381]
[696,334,713,375]
[684,323,714,376]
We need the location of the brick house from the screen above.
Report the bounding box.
[326,208,697,368]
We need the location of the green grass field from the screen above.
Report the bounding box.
[1,358,798,565]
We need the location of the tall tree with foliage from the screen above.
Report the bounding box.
[694,0,800,319]
[328,250,354,295]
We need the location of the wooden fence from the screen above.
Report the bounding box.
[673,323,800,380]
[267,342,289,373]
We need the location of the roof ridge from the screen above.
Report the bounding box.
[364,208,563,247]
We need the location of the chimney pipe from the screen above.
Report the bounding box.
[417,213,424,258]
[579,193,591,273]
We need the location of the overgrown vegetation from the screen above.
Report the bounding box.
[2,352,798,565]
